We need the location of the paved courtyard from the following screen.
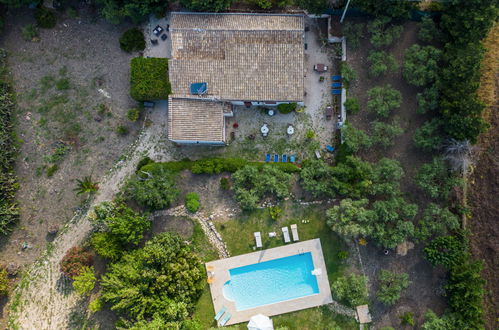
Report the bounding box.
[205,238,333,326]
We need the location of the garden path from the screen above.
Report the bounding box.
[9,102,174,329]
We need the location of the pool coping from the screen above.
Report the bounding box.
[205,238,333,326]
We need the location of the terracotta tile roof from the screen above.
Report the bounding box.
[169,13,305,102]
[167,97,227,143]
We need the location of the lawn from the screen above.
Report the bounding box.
[192,202,356,329]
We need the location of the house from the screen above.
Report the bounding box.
[167,12,305,145]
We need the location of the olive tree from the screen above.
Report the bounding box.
[368,17,403,48]
[403,45,441,86]
[342,123,372,153]
[416,157,462,200]
[371,158,404,197]
[377,270,410,305]
[331,274,368,307]
[367,85,402,117]
[371,121,404,148]
[413,119,443,152]
[416,203,460,241]
[326,198,373,238]
[368,50,398,77]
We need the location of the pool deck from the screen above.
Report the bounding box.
[205,238,333,326]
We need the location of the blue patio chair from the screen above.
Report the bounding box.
[214,306,226,321]
[265,154,271,162]
[290,155,296,163]
[332,89,342,95]
[274,154,279,162]
[331,82,342,88]
[332,75,342,81]
[282,154,287,162]
[326,145,335,153]
[220,312,232,326]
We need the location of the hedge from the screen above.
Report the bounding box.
[130,57,171,101]
[139,157,301,175]
[0,49,19,235]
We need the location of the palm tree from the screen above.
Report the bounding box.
[74,176,99,195]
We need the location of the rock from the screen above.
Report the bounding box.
[6,263,19,276]
[94,116,102,122]
[48,225,59,235]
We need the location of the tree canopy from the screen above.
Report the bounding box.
[416,157,462,200]
[326,198,373,238]
[101,233,204,324]
[367,85,402,117]
[403,45,441,87]
[233,165,291,210]
[377,270,410,305]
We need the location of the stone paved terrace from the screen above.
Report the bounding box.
[205,238,333,326]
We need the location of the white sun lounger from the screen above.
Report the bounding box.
[290,224,299,241]
[282,226,291,243]
[254,232,262,248]
[220,312,232,326]
[214,306,226,321]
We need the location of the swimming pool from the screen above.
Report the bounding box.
[222,252,319,311]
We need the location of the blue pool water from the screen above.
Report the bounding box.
[223,252,319,311]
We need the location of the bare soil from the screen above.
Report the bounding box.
[0,7,138,270]
[342,17,446,327]
[468,96,499,330]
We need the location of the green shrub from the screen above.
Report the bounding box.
[21,24,39,41]
[377,270,410,305]
[400,312,415,326]
[91,232,122,260]
[88,297,103,313]
[35,7,57,28]
[185,192,200,213]
[305,129,315,139]
[277,103,297,114]
[342,123,372,153]
[413,119,443,152]
[130,57,171,101]
[180,0,233,12]
[367,85,402,117]
[233,165,291,210]
[354,0,414,18]
[124,167,178,210]
[136,156,153,171]
[73,266,96,296]
[340,62,357,86]
[0,266,8,296]
[46,164,58,177]
[416,157,462,200]
[417,86,439,114]
[344,97,359,114]
[220,177,230,190]
[268,206,282,221]
[55,78,70,90]
[331,274,368,307]
[116,125,129,135]
[337,251,349,261]
[424,235,466,268]
[119,28,146,53]
[368,50,398,77]
[127,108,141,121]
[370,158,404,197]
[92,202,150,246]
[60,246,93,279]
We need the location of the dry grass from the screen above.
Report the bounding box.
[478,23,499,109]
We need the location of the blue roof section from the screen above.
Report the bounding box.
[190,82,208,95]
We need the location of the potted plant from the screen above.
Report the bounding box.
[319,76,325,82]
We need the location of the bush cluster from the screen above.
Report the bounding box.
[124,166,178,210]
[130,57,171,101]
[0,49,19,235]
[35,7,56,28]
[73,266,96,296]
[60,246,93,278]
[119,28,145,53]
[0,266,8,296]
[277,103,297,114]
[185,192,200,213]
[101,233,204,325]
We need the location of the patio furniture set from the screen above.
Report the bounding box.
[254,224,299,248]
[151,24,169,45]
